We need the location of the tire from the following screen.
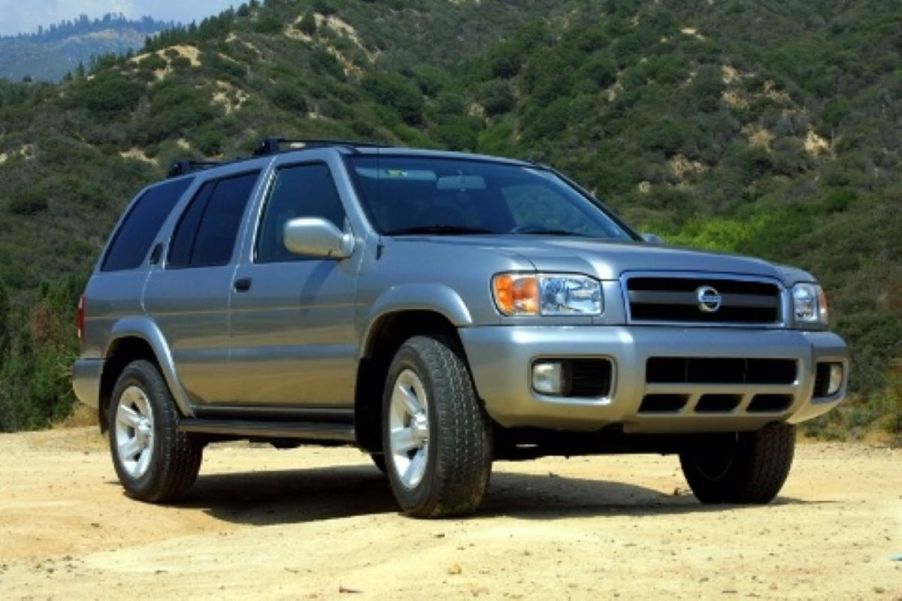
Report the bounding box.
[381,335,493,518]
[370,453,388,475]
[108,360,203,503]
[679,423,796,504]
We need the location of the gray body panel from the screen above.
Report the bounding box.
[73,146,849,438]
[227,150,365,407]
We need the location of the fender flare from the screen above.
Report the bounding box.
[360,284,472,358]
[106,317,194,417]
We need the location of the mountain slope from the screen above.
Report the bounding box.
[0,0,898,437]
[0,14,173,82]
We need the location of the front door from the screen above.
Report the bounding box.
[227,158,360,407]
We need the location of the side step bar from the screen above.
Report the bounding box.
[179,419,356,443]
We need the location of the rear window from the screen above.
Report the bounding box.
[101,177,193,272]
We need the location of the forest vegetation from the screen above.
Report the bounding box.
[0,13,173,82]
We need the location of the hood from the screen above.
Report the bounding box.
[392,235,803,283]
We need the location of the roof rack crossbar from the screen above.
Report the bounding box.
[252,137,389,156]
[167,160,223,178]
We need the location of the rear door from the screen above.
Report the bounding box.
[227,153,361,407]
[143,170,263,406]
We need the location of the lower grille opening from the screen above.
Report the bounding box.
[748,394,793,413]
[695,394,742,413]
[646,357,797,385]
[639,394,688,413]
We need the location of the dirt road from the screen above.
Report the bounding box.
[0,427,899,600]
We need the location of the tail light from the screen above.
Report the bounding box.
[76,294,86,342]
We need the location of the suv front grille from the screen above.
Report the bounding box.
[625,275,782,325]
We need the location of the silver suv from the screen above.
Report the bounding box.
[72,139,849,517]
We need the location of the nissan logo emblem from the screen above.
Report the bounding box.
[696,286,722,313]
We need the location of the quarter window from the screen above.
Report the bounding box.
[101,177,193,272]
[168,171,260,268]
[256,163,346,263]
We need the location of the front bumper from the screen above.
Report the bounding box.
[459,326,848,433]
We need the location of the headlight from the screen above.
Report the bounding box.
[792,283,828,325]
[492,273,602,316]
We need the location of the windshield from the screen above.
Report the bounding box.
[347,156,635,240]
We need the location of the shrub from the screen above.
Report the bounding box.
[298,12,317,36]
[362,72,424,125]
[67,73,144,117]
[480,80,516,116]
[269,82,309,113]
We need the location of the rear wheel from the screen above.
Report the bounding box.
[108,360,203,502]
[679,423,795,504]
[382,335,493,518]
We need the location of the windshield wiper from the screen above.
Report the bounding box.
[386,225,497,236]
[512,227,590,237]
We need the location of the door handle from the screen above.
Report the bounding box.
[233,277,252,293]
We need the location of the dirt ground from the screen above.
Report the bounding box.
[0,428,899,600]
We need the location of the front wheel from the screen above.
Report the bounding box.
[382,335,493,518]
[108,360,203,502]
[679,423,796,504]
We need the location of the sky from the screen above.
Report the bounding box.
[0,0,238,36]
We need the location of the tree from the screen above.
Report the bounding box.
[298,12,317,36]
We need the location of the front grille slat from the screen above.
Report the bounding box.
[626,275,782,325]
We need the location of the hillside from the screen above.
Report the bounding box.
[0,0,898,438]
[0,14,173,82]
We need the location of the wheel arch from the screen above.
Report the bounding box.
[354,307,469,453]
[100,318,192,430]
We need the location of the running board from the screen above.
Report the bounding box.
[179,419,356,443]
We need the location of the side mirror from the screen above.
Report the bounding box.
[641,232,664,245]
[283,217,355,259]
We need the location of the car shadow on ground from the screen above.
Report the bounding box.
[158,463,817,526]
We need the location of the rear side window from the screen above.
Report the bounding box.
[168,171,260,269]
[256,163,346,263]
[101,178,193,272]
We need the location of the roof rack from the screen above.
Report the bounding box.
[252,137,389,157]
[167,160,223,178]
[166,137,391,179]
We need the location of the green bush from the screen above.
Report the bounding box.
[362,72,424,125]
[139,53,167,71]
[268,82,309,113]
[145,83,217,142]
[66,72,143,117]
[480,80,516,116]
[298,12,317,35]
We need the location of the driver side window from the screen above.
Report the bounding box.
[256,163,346,263]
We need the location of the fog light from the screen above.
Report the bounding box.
[532,362,563,395]
[828,363,843,395]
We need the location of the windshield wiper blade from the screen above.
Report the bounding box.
[513,228,590,237]
[386,225,497,236]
